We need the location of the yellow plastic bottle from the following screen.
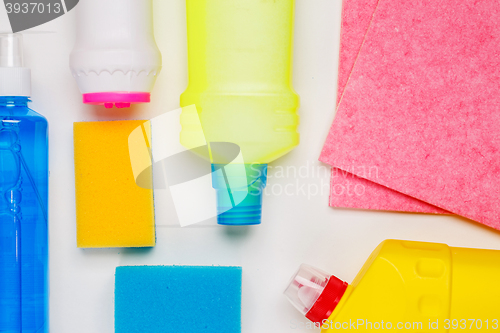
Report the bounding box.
[180,0,299,225]
[285,240,500,331]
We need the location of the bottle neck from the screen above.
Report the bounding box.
[0,96,30,107]
[211,163,268,225]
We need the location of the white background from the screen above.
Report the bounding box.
[2,1,500,332]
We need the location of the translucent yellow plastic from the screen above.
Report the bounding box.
[323,240,500,332]
[181,0,299,164]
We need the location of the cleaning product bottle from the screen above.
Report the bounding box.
[70,0,162,109]
[285,239,500,332]
[0,33,49,333]
[180,0,300,225]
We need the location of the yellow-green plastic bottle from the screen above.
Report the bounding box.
[285,240,500,332]
[180,0,299,225]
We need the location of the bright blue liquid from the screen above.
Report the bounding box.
[0,97,48,333]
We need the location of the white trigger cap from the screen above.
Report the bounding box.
[0,33,31,97]
[0,33,24,67]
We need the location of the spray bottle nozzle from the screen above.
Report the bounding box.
[0,33,31,97]
[0,33,24,68]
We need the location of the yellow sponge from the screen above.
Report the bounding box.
[74,120,155,248]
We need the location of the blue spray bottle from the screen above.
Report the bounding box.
[0,33,49,332]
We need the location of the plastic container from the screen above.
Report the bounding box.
[0,33,49,333]
[181,0,299,225]
[70,0,162,108]
[285,239,500,331]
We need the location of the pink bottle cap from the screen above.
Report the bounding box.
[82,92,150,108]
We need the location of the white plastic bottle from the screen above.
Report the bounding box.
[70,0,162,108]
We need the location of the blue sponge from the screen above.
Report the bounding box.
[115,266,242,333]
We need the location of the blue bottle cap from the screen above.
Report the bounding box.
[211,163,267,225]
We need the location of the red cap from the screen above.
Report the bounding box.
[305,274,348,324]
[284,264,349,326]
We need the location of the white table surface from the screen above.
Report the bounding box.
[2,1,500,332]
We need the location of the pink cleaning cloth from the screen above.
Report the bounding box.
[322,0,500,228]
[336,0,378,106]
[329,0,447,214]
